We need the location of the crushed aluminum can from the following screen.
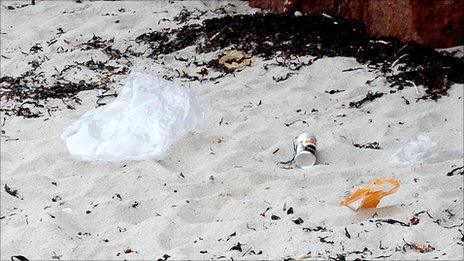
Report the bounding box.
[294,133,317,169]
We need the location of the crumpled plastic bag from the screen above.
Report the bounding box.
[390,134,436,165]
[341,179,400,210]
[219,50,253,70]
[61,72,207,161]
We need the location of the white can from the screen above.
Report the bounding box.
[294,133,317,169]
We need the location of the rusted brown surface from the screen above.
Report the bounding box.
[249,0,464,48]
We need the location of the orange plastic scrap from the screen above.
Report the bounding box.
[341,179,400,210]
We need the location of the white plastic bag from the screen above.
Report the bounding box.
[390,134,436,165]
[61,72,207,161]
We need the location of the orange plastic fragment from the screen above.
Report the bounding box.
[341,179,400,210]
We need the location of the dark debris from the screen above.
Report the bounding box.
[353,141,381,150]
[135,13,463,101]
[446,166,463,176]
[349,91,384,108]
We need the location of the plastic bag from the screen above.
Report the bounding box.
[341,179,400,210]
[61,72,207,161]
[218,50,253,70]
[390,134,436,165]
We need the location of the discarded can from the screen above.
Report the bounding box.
[294,133,317,169]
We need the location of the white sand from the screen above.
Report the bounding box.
[1,1,463,260]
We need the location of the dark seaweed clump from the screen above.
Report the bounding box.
[136,13,464,101]
[0,36,132,118]
[0,73,100,118]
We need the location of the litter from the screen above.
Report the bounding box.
[403,239,435,253]
[411,243,435,253]
[341,179,400,210]
[61,72,207,161]
[62,208,77,214]
[391,134,436,165]
[218,50,253,70]
[294,133,317,169]
[277,133,317,169]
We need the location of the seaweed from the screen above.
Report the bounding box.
[303,226,328,232]
[260,207,270,217]
[51,196,61,202]
[173,8,207,24]
[319,236,334,244]
[344,227,351,238]
[4,184,21,199]
[326,89,345,94]
[373,218,410,227]
[446,166,463,176]
[1,72,102,118]
[273,73,295,82]
[349,91,384,108]
[287,207,293,215]
[1,35,134,118]
[136,13,464,101]
[410,216,420,225]
[29,43,43,54]
[353,141,381,150]
[230,242,242,252]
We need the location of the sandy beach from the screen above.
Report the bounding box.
[1,1,463,260]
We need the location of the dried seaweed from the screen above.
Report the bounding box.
[349,91,384,108]
[353,141,381,150]
[1,72,102,118]
[4,4,30,10]
[136,13,464,100]
[329,254,346,261]
[373,218,410,227]
[409,216,420,225]
[292,217,304,224]
[401,96,410,105]
[230,242,242,252]
[29,43,43,54]
[446,166,463,176]
[411,210,462,229]
[226,232,236,241]
[326,89,345,94]
[284,119,309,127]
[157,254,171,261]
[4,184,22,199]
[248,249,263,255]
[259,207,270,217]
[273,73,295,82]
[173,8,207,24]
[1,35,135,118]
[246,223,256,231]
[344,228,351,238]
[303,226,328,232]
[287,207,294,215]
[51,196,62,202]
[319,236,334,244]
[342,67,364,72]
